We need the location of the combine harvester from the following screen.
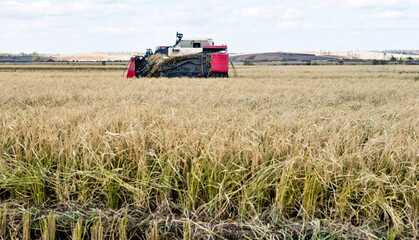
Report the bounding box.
[126,33,229,78]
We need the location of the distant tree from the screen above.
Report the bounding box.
[243,60,254,66]
[407,57,413,62]
[390,55,397,62]
[32,51,40,62]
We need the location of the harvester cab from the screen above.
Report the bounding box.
[126,33,229,78]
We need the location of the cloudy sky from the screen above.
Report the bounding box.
[0,0,418,54]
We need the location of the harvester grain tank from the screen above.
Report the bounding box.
[126,33,229,78]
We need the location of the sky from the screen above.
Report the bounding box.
[0,0,418,54]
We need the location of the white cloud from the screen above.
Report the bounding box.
[283,9,302,19]
[217,18,236,24]
[300,0,418,9]
[0,1,62,15]
[276,21,315,30]
[3,31,31,39]
[0,0,129,17]
[344,0,418,8]
[4,21,52,30]
[277,21,299,29]
[355,22,418,30]
[372,11,404,19]
[346,0,397,8]
[237,6,275,19]
[90,27,138,35]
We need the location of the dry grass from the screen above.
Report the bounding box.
[0,65,418,239]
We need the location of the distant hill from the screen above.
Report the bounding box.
[230,52,339,62]
[0,55,33,63]
[230,51,419,63]
[0,53,132,64]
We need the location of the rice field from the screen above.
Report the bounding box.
[0,65,418,239]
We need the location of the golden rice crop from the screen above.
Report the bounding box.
[0,65,418,239]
